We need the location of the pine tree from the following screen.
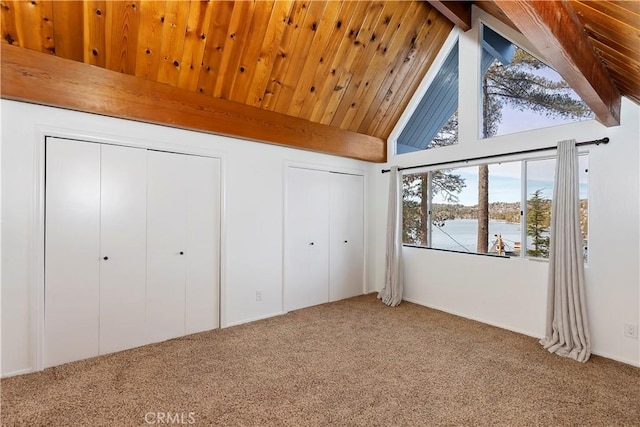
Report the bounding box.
[527,189,551,258]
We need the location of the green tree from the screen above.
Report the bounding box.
[402,169,465,245]
[527,189,551,258]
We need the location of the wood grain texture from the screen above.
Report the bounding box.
[227,0,275,103]
[155,0,190,86]
[260,0,312,111]
[366,8,452,137]
[51,1,84,61]
[427,0,471,31]
[494,0,621,126]
[214,0,256,99]
[284,0,341,116]
[310,1,381,124]
[337,1,432,131]
[83,0,107,66]
[1,43,385,162]
[105,1,140,74]
[571,0,640,104]
[272,0,328,112]
[245,0,294,106]
[196,1,234,96]
[133,1,164,79]
[1,1,19,47]
[474,0,517,30]
[177,0,215,91]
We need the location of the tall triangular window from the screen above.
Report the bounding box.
[480,24,593,138]
[396,41,459,154]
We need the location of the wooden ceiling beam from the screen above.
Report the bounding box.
[0,44,386,163]
[493,0,621,127]
[427,1,471,31]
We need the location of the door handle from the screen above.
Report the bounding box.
[103,256,109,261]
[344,240,348,243]
[309,242,314,246]
[179,251,184,255]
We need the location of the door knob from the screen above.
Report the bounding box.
[103,256,109,261]
[179,251,184,255]
[344,240,348,243]
[309,242,314,246]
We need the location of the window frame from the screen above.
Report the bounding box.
[401,152,590,263]
[476,21,594,141]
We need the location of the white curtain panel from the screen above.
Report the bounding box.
[540,140,591,362]
[379,166,403,307]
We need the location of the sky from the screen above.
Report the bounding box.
[488,44,594,137]
[435,157,589,206]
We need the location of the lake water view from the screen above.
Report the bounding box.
[431,218,521,253]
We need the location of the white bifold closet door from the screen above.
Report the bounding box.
[285,168,364,312]
[146,151,220,343]
[45,138,220,368]
[184,156,220,335]
[285,168,330,312]
[146,151,188,343]
[99,144,148,355]
[46,140,148,366]
[45,138,102,367]
[329,173,364,302]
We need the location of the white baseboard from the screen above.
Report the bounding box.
[223,311,285,328]
[403,297,640,367]
[589,350,640,367]
[402,296,545,339]
[1,367,34,378]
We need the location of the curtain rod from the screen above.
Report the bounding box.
[381,137,609,173]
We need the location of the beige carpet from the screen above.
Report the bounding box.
[2,294,639,426]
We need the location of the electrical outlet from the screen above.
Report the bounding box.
[256,290,263,302]
[624,323,638,339]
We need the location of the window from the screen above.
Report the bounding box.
[402,154,589,260]
[396,41,459,154]
[480,24,593,138]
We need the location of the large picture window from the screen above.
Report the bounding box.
[402,154,589,260]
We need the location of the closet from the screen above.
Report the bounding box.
[284,167,364,312]
[44,137,220,368]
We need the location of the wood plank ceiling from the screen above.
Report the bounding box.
[0,0,453,141]
[569,0,640,105]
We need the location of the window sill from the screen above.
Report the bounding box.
[402,244,511,259]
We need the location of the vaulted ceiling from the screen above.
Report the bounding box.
[1,1,638,162]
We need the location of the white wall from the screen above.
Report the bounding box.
[372,8,640,366]
[0,100,375,376]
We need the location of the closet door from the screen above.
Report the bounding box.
[185,156,220,334]
[285,168,330,311]
[146,151,187,343]
[45,138,101,367]
[99,144,147,354]
[329,173,364,301]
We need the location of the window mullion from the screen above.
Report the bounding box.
[521,161,528,258]
[427,172,433,248]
